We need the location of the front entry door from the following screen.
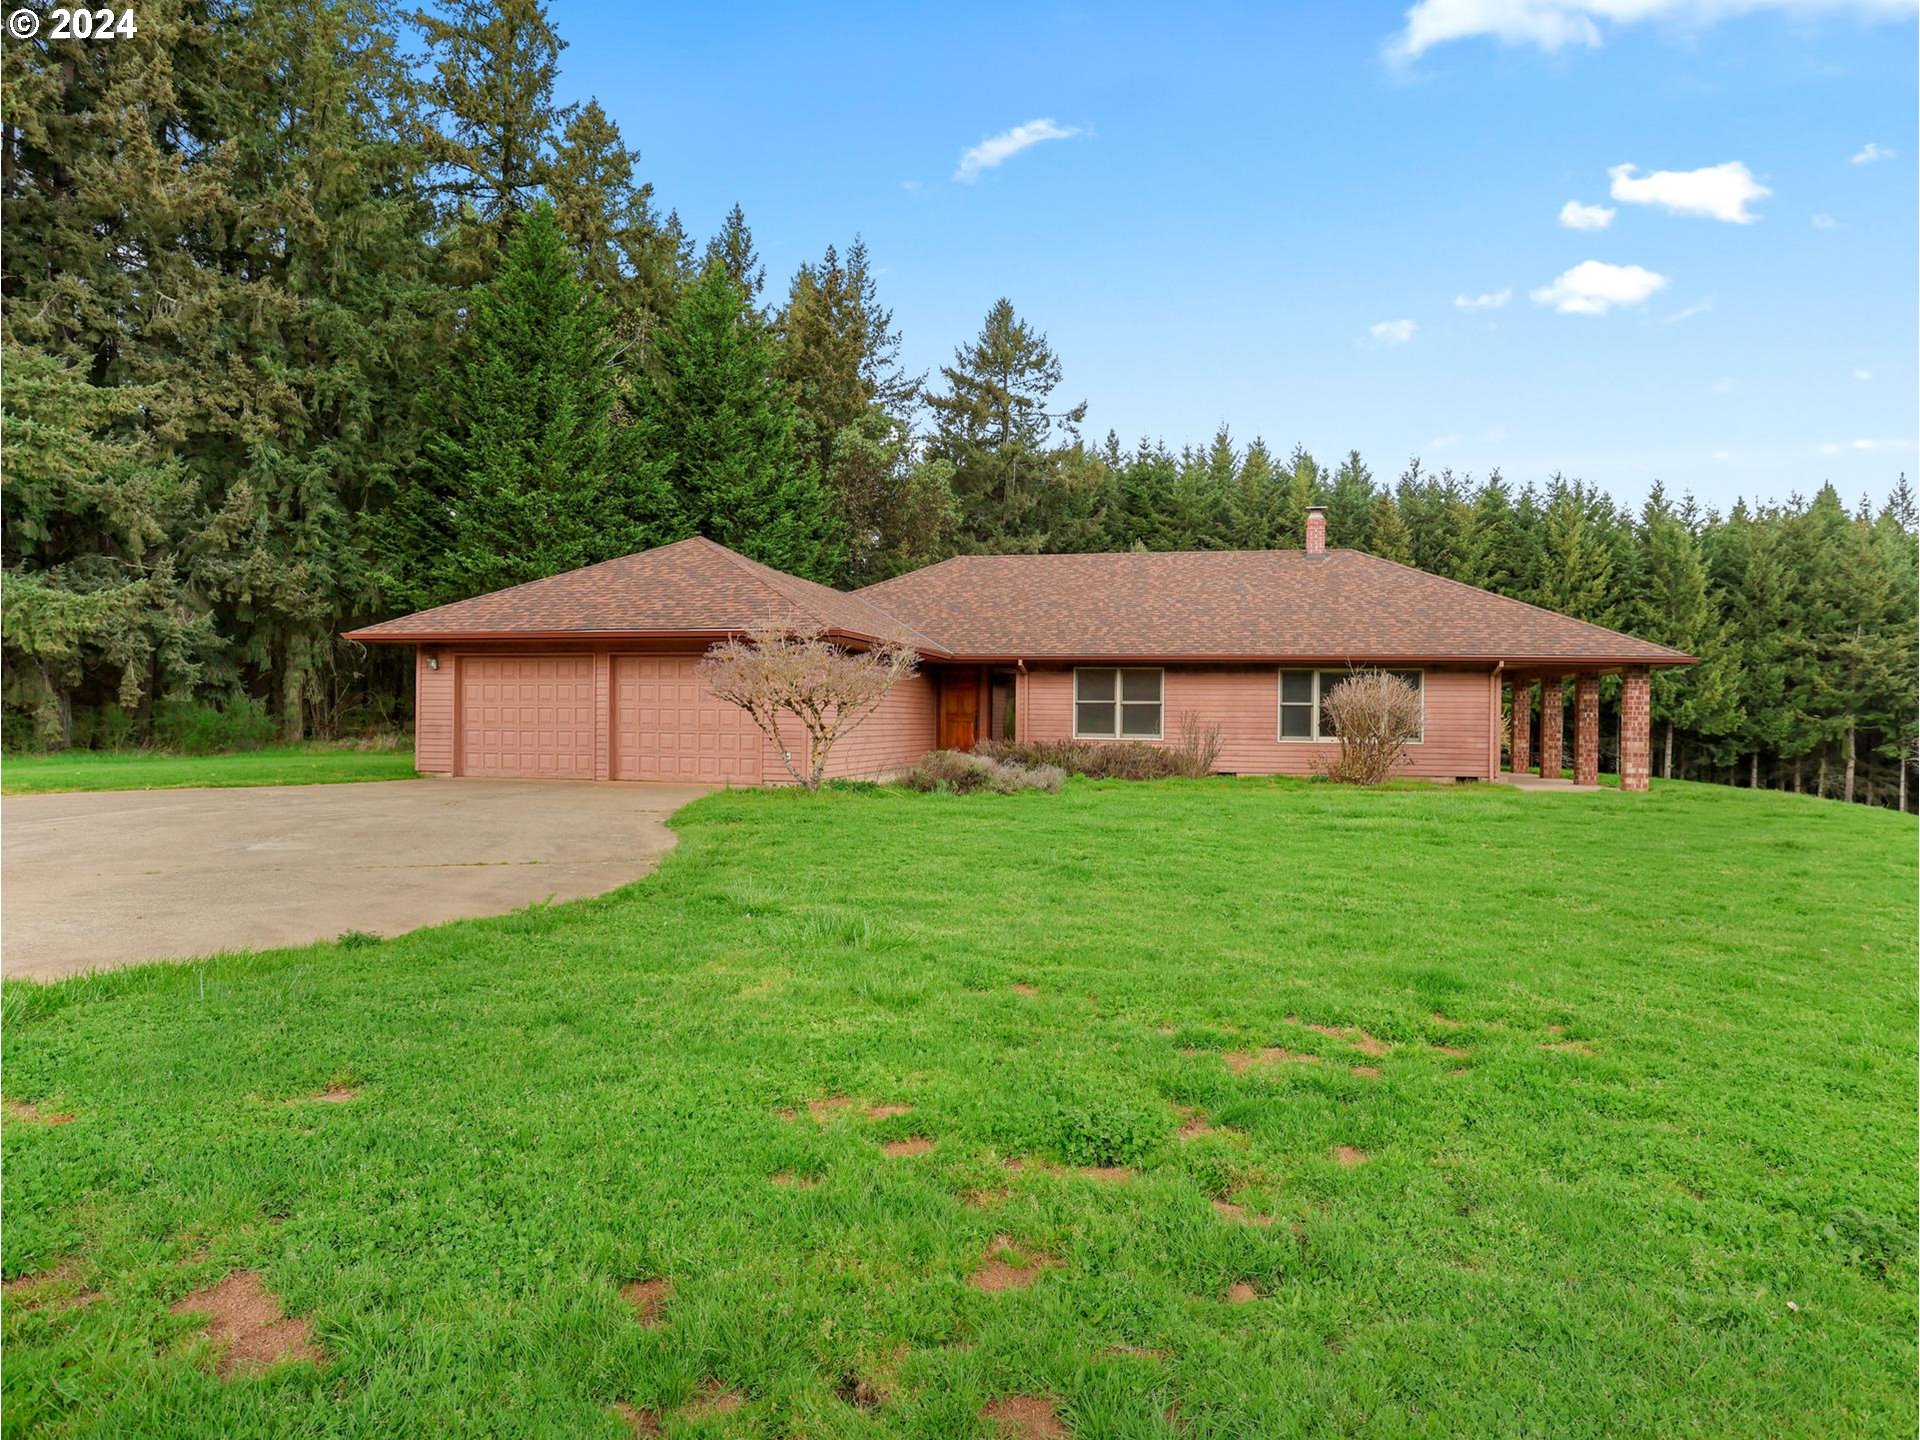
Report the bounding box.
[938,671,979,751]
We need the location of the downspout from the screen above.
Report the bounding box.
[1490,660,1505,781]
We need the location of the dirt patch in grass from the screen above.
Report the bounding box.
[1099,1343,1170,1361]
[1212,1197,1273,1227]
[1431,1012,1465,1029]
[1077,1165,1136,1183]
[1174,1106,1212,1139]
[1430,1044,1469,1059]
[769,1172,820,1190]
[969,1236,1056,1292]
[881,1137,935,1157]
[3,1099,75,1125]
[866,1103,913,1121]
[983,1394,1068,1439]
[834,1344,906,1409]
[611,1401,664,1437]
[682,1381,745,1419]
[1225,1282,1259,1304]
[1303,1022,1390,1057]
[3,1260,97,1310]
[1223,1047,1319,1073]
[1334,1146,1371,1167]
[962,1186,1009,1209]
[310,1085,358,1104]
[170,1271,325,1377]
[1011,983,1038,997]
[806,1094,855,1122]
[620,1278,671,1327]
[1351,1065,1382,1079]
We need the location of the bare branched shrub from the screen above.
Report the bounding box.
[1171,711,1223,778]
[899,750,1064,794]
[1315,671,1423,785]
[974,738,1176,780]
[697,623,917,790]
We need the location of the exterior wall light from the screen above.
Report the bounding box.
[425,650,440,671]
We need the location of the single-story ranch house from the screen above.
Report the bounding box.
[346,508,1692,791]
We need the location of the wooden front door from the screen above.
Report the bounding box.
[938,670,979,751]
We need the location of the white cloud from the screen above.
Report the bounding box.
[1454,288,1511,310]
[1369,318,1418,344]
[1811,212,1839,229]
[953,118,1083,183]
[1384,0,1918,63]
[1818,437,1910,455]
[1530,260,1670,315]
[1851,141,1894,165]
[900,179,923,192]
[1853,367,1872,380]
[1608,161,1770,223]
[1559,200,1615,230]
[1429,433,1463,448]
[1666,294,1717,323]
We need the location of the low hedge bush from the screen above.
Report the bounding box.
[897,750,1065,795]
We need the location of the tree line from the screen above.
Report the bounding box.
[3,0,1913,807]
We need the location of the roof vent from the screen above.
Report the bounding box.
[1305,505,1327,555]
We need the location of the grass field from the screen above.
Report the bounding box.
[1,743,417,795]
[3,778,1914,1438]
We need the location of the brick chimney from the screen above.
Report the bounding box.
[1305,505,1327,555]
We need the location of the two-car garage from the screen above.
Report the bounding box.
[452,653,766,784]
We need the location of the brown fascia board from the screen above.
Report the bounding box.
[340,625,952,655]
[927,651,1696,668]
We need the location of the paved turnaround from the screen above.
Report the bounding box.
[1,778,708,981]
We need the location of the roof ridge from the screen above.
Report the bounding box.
[694,536,955,654]
[1338,550,1694,661]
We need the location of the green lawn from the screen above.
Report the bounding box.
[3,779,1914,1438]
[1,743,417,795]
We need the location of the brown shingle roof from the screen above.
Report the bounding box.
[344,536,950,655]
[853,549,1692,666]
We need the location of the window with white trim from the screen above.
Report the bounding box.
[1074,667,1163,739]
[1277,670,1424,742]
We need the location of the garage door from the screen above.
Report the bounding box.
[612,656,764,783]
[457,656,596,778]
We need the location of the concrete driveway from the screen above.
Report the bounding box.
[2,779,710,981]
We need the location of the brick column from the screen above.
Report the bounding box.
[1620,667,1652,792]
[1509,679,1532,774]
[1537,678,1563,780]
[1573,674,1600,786]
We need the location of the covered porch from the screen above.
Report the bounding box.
[1503,665,1653,792]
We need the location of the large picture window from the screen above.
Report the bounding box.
[1074,667,1163,739]
[1277,669,1423,742]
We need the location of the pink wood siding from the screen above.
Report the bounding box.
[415,648,455,774]
[456,654,596,778]
[1021,664,1497,779]
[612,654,765,784]
[813,671,937,780]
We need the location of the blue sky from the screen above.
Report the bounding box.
[547,0,1917,513]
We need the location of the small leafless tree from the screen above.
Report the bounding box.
[697,622,918,790]
[1171,711,1223,777]
[1316,671,1423,785]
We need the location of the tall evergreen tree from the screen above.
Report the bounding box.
[412,0,569,279]
[386,203,665,608]
[644,259,837,579]
[703,203,765,318]
[543,100,681,347]
[925,298,1088,552]
[1635,486,1741,776]
[1324,451,1376,550]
